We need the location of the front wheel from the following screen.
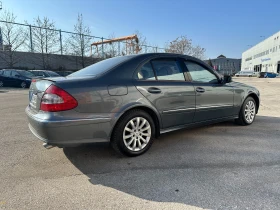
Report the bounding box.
[235,97,256,125]
[111,109,155,157]
[21,82,27,88]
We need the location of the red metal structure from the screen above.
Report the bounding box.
[90,34,141,57]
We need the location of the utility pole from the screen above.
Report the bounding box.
[0,1,3,50]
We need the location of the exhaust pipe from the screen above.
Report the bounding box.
[43,143,54,149]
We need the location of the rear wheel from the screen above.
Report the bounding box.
[235,97,256,125]
[111,109,155,157]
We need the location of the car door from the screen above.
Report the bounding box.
[10,70,22,87]
[134,57,196,129]
[183,60,234,122]
[3,70,13,87]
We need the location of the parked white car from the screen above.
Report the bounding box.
[235,71,256,77]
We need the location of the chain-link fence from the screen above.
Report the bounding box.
[0,20,165,58]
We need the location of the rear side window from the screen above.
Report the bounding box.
[68,56,134,77]
[151,60,185,81]
[135,62,156,80]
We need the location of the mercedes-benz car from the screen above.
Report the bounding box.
[25,53,260,156]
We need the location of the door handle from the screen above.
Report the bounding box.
[196,87,205,93]
[147,87,161,94]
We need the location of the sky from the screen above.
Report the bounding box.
[2,0,280,59]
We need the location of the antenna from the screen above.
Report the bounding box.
[0,1,2,10]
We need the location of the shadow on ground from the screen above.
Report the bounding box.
[64,116,280,209]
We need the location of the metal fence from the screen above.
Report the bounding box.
[0,20,166,58]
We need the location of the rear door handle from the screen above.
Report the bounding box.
[196,87,205,93]
[147,87,161,94]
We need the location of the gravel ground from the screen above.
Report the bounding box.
[0,77,279,210]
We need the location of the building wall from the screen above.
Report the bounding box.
[0,51,101,70]
[205,57,241,75]
[211,57,241,75]
[241,31,280,73]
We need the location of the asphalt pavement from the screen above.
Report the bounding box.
[0,78,280,210]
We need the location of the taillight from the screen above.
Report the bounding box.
[40,85,78,112]
[32,79,36,83]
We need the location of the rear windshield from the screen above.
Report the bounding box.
[47,71,60,77]
[68,56,134,77]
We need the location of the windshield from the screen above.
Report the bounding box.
[47,71,60,77]
[18,70,35,78]
[68,56,134,77]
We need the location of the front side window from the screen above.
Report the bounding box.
[151,60,185,81]
[18,70,34,78]
[185,61,218,83]
[3,70,11,76]
[11,71,20,77]
[135,62,156,80]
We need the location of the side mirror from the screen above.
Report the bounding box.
[223,75,232,83]
[15,74,20,78]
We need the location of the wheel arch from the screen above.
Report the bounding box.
[110,105,161,141]
[246,92,260,113]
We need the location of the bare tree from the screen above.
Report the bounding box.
[207,58,214,67]
[0,10,28,68]
[68,14,92,68]
[134,30,147,53]
[104,33,118,58]
[29,17,60,69]
[165,35,205,59]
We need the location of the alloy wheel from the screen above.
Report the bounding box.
[21,82,26,88]
[123,117,151,152]
[244,100,255,123]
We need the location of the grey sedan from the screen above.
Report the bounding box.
[26,53,260,156]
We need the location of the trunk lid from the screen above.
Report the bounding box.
[29,79,55,112]
[28,76,95,113]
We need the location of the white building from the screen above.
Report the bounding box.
[241,31,280,73]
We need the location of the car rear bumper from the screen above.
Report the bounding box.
[25,106,113,147]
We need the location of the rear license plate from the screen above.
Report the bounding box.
[30,94,38,109]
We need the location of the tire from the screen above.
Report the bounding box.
[21,82,27,89]
[0,81,3,87]
[111,109,155,157]
[235,97,256,126]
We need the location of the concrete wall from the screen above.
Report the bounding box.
[0,51,101,70]
[242,31,280,73]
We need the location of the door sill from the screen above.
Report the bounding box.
[160,115,238,134]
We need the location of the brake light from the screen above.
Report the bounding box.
[32,79,36,83]
[40,85,78,112]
